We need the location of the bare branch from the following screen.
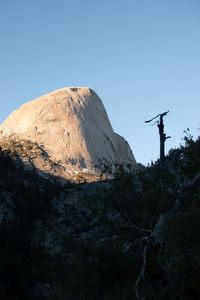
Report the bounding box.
[145,114,160,123]
[134,245,148,300]
[165,136,171,140]
[129,224,152,233]
[145,111,169,123]
[151,120,159,126]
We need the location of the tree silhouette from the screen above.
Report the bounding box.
[145,111,171,162]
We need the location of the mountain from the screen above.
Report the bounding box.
[1,88,199,299]
[0,87,136,182]
[0,110,200,300]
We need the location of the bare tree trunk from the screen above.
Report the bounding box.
[134,154,200,299]
[160,134,165,162]
[145,111,170,163]
[158,119,165,163]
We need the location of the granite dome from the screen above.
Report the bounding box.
[0,87,136,179]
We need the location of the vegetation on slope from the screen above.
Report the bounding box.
[0,146,68,299]
[0,131,200,299]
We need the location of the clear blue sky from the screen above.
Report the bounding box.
[0,0,199,165]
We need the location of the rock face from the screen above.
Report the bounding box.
[0,87,136,180]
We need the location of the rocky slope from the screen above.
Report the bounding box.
[0,87,136,182]
[0,134,200,299]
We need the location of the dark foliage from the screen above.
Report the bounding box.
[0,133,200,299]
[0,149,66,299]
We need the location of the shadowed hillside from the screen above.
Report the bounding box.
[0,131,200,299]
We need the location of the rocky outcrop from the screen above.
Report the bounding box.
[0,87,136,181]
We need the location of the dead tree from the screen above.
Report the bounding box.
[145,111,171,162]
[133,153,200,300]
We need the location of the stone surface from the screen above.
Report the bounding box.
[0,87,136,179]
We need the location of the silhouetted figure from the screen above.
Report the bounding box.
[145,111,171,162]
